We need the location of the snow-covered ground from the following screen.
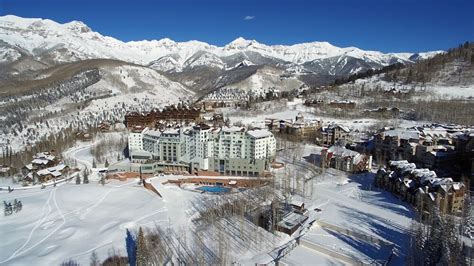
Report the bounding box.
[226,98,382,131]
[303,171,413,265]
[271,144,414,265]
[0,180,168,265]
[347,75,474,99]
[0,159,416,265]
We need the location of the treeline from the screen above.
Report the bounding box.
[0,68,101,130]
[385,41,473,84]
[334,62,406,85]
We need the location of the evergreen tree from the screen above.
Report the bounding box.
[92,159,97,168]
[136,227,147,266]
[105,159,109,168]
[90,250,100,266]
[17,200,22,211]
[13,199,19,212]
[83,168,90,184]
[424,210,443,265]
[75,175,81,185]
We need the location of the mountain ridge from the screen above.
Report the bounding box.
[0,15,441,67]
[0,14,444,93]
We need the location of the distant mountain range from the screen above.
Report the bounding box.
[0,15,442,93]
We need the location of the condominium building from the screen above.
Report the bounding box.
[126,124,276,176]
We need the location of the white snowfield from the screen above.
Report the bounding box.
[0,180,169,265]
[220,66,304,93]
[0,167,415,265]
[0,15,440,68]
[348,75,474,99]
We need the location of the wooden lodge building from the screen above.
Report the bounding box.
[125,104,203,129]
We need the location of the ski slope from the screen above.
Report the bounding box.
[0,180,169,265]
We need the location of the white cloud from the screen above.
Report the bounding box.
[243,16,255,21]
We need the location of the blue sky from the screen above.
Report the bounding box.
[1,0,473,52]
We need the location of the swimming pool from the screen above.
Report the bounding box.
[197,186,230,193]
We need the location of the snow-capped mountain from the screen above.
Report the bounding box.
[0,14,443,92]
[0,15,439,67]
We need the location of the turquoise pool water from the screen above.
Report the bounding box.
[197,186,230,193]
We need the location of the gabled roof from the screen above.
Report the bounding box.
[327,145,360,158]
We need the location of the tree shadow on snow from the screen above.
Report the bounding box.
[333,204,412,263]
[346,172,414,218]
[324,228,392,263]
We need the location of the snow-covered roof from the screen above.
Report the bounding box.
[221,126,244,133]
[32,159,50,165]
[384,129,420,140]
[162,128,180,135]
[144,129,161,138]
[453,182,464,191]
[34,152,55,161]
[328,124,350,132]
[290,199,304,207]
[37,169,51,176]
[277,211,308,230]
[390,160,417,173]
[422,128,448,138]
[247,129,273,139]
[413,169,437,184]
[51,171,62,177]
[327,146,360,158]
[48,164,66,172]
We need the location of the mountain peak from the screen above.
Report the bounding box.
[0,15,442,70]
[64,20,91,33]
[227,37,259,48]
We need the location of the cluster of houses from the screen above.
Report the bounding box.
[266,113,322,140]
[199,88,251,110]
[21,152,70,184]
[198,87,281,111]
[304,98,356,109]
[265,113,351,146]
[374,125,474,172]
[375,160,466,218]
